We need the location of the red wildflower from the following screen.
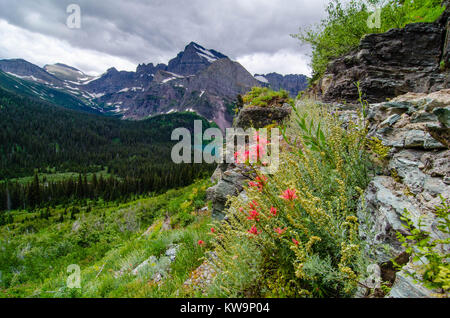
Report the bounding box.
[198,240,205,246]
[280,189,298,201]
[247,210,260,222]
[292,238,299,246]
[248,181,261,190]
[248,181,262,192]
[253,132,268,145]
[270,206,278,217]
[254,143,266,159]
[274,227,287,235]
[248,175,268,192]
[256,175,268,184]
[248,226,260,236]
[211,228,215,233]
[248,200,259,210]
[234,151,250,164]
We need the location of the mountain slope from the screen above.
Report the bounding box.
[0,70,100,114]
[0,59,63,86]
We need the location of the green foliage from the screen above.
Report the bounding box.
[243,87,294,108]
[0,87,216,210]
[367,137,391,162]
[292,0,446,82]
[0,86,215,180]
[0,179,212,297]
[208,99,375,298]
[396,196,450,296]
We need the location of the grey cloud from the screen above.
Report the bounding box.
[0,0,328,74]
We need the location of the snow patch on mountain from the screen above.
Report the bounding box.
[118,87,143,93]
[255,75,269,83]
[194,44,220,63]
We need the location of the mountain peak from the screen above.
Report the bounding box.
[185,41,202,49]
[54,63,81,72]
[167,42,228,76]
[44,63,92,83]
[106,67,119,73]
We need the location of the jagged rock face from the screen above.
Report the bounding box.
[309,9,449,103]
[136,62,167,75]
[356,89,449,298]
[85,68,138,95]
[254,73,309,97]
[207,164,254,219]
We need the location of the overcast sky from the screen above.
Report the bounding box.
[0,0,329,76]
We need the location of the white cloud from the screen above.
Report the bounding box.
[0,19,136,75]
[237,50,312,77]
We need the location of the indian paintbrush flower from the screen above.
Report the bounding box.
[280,188,298,201]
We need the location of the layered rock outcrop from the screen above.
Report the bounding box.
[308,7,449,103]
[357,89,449,297]
[234,103,292,129]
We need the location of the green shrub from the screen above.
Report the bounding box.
[396,196,450,297]
[243,87,294,108]
[292,0,446,83]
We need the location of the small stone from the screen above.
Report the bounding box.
[388,270,434,298]
[380,114,401,127]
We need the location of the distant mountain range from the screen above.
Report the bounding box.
[0,42,308,129]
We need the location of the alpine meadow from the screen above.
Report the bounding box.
[0,0,449,305]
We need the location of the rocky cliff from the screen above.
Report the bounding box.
[308,7,449,104]
[313,8,450,298]
[355,89,449,298]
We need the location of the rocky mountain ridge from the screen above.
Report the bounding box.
[254,72,308,97]
[0,42,308,129]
